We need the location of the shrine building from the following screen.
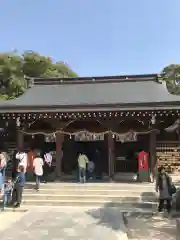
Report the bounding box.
[0,73,180,180]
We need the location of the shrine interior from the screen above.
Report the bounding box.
[61,136,108,176]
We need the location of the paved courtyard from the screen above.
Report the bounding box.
[0,207,127,240]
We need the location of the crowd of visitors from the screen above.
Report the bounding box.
[0,147,177,214]
[0,148,52,208]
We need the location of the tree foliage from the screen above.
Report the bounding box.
[161,64,180,95]
[0,51,78,99]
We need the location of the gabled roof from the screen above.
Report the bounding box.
[0,74,180,112]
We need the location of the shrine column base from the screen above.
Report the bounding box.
[55,133,64,179]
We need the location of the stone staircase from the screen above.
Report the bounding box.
[22,183,158,211]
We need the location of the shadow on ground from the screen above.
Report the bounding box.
[124,212,177,239]
[86,202,176,239]
[86,202,126,232]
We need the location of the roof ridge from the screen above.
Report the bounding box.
[31,74,159,86]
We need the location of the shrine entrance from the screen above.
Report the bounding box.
[61,120,108,178]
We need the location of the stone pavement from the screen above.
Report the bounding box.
[125,212,177,239]
[0,211,27,232]
[0,207,128,240]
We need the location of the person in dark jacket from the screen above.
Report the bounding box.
[12,150,19,180]
[156,166,173,213]
[13,165,25,208]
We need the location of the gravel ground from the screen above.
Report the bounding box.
[124,212,177,240]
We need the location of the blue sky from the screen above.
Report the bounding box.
[0,0,180,76]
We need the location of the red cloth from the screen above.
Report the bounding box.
[138,151,149,171]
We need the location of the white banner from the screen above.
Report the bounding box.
[115,131,137,142]
[75,132,104,141]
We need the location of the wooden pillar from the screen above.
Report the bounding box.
[101,120,117,181]
[149,130,157,180]
[107,132,115,180]
[55,133,64,179]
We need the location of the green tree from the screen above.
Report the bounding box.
[22,51,54,78]
[0,51,78,99]
[55,61,78,78]
[22,51,78,78]
[161,64,180,95]
[0,52,25,99]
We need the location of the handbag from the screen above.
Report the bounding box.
[169,184,177,195]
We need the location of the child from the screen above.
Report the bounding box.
[3,179,13,206]
[13,165,25,208]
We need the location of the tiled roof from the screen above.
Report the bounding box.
[0,74,180,112]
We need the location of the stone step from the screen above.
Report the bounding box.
[20,182,157,209]
[24,182,154,191]
[21,199,157,209]
[23,189,156,196]
[18,205,157,212]
[22,193,157,202]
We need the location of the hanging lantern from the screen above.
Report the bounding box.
[45,136,49,142]
[16,117,21,127]
[151,115,156,125]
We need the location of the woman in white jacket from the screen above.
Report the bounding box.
[0,152,6,188]
[33,156,44,190]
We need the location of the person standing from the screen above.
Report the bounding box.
[12,150,19,180]
[156,166,175,214]
[42,151,52,183]
[33,155,44,190]
[16,149,28,174]
[78,153,89,183]
[13,165,25,208]
[87,160,95,180]
[0,151,7,188]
